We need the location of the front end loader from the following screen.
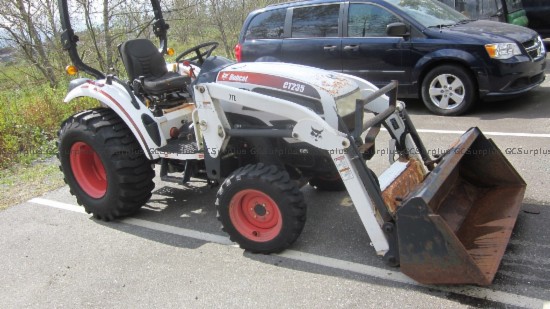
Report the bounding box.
[57,0,525,286]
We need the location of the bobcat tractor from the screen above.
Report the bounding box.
[57,0,526,285]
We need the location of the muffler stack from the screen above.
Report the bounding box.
[395,127,525,285]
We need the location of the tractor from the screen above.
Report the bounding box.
[57,0,526,285]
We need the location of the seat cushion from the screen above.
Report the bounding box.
[143,72,191,95]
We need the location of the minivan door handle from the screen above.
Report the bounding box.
[323,45,338,51]
[344,45,359,52]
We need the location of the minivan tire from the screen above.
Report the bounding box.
[421,65,476,116]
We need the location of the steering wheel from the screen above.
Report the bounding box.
[175,42,219,66]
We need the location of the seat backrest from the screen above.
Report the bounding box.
[119,39,167,81]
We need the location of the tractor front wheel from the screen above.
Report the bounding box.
[216,163,306,253]
[57,108,155,221]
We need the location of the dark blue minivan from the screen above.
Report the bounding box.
[236,0,546,115]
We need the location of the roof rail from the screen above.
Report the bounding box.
[267,0,309,8]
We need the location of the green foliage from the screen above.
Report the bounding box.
[0,73,97,168]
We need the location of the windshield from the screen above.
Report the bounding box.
[505,0,524,12]
[385,0,468,28]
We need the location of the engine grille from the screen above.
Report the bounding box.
[522,37,545,60]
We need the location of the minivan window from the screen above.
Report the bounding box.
[385,0,467,28]
[245,8,286,40]
[291,4,340,38]
[460,0,504,20]
[348,3,401,37]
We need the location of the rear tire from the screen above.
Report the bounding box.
[57,108,155,221]
[421,65,476,116]
[309,173,346,191]
[216,163,306,253]
[309,168,379,192]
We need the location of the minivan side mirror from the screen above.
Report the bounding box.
[386,22,410,37]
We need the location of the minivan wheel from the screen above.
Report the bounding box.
[421,65,476,116]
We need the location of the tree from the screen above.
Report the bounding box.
[0,0,60,87]
[0,0,288,87]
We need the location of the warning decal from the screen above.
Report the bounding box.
[333,155,354,181]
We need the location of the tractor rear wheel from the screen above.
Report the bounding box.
[216,163,306,253]
[57,108,155,221]
[309,168,379,191]
[309,173,346,191]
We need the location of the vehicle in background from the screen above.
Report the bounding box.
[438,0,528,26]
[236,0,546,116]
[521,0,550,44]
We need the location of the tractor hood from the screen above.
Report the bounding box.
[216,62,359,100]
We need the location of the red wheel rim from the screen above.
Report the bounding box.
[229,189,282,242]
[69,142,107,199]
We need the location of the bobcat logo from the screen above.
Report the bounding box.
[310,127,324,142]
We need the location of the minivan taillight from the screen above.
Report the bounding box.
[234,43,242,62]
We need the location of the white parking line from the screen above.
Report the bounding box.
[382,128,550,138]
[30,197,87,214]
[29,197,549,309]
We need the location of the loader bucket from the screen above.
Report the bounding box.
[395,127,525,286]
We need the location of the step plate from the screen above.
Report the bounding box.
[156,139,202,160]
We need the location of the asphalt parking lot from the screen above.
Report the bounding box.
[1,65,550,308]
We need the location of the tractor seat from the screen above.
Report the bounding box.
[142,72,188,95]
[119,39,190,95]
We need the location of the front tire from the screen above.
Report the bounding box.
[57,109,155,221]
[421,65,476,116]
[216,163,306,253]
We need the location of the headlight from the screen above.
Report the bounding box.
[484,43,522,59]
[336,89,362,117]
[539,36,546,54]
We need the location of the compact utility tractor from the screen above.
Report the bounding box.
[57,0,526,285]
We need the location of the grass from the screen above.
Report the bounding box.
[0,65,97,169]
[0,159,65,210]
[0,64,98,209]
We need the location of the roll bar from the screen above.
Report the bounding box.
[57,0,169,79]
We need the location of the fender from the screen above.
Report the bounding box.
[63,79,162,160]
[411,49,486,83]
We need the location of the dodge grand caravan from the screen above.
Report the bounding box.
[236,0,546,115]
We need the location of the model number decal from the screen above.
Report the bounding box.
[216,71,321,99]
[283,82,305,93]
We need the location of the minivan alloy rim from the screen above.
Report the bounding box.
[428,74,465,110]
